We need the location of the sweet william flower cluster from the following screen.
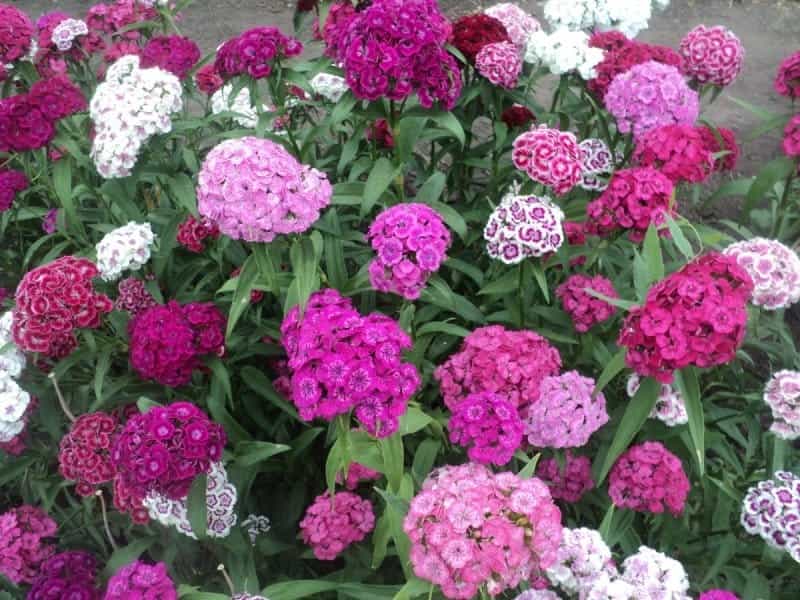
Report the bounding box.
[0,505,56,584]
[536,452,595,503]
[525,29,604,80]
[27,550,101,600]
[215,26,302,80]
[724,237,800,310]
[556,274,618,332]
[484,193,566,264]
[104,560,177,600]
[741,471,800,563]
[299,491,375,560]
[451,14,510,64]
[627,373,689,427]
[633,124,715,184]
[545,527,616,596]
[447,391,524,465]
[95,222,156,281]
[762,370,800,440]
[484,3,540,49]
[680,25,744,86]
[513,126,584,195]
[58,411,119,496]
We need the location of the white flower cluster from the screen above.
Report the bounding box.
[310,73,349,103]
[579,138,616,191]
[525,29,604,80]
[211,84,262,129]
[627,374,688,427]
[0,372,30,443]
[546,528,616,595]
[584,546,690,599]
[724,237,800,310]
[143,461,238,539]
[763,370,800,440]
[513,592,559,600]
[0,312,25,380]
[241,513,271,545]
[90,55,183,179]
[543,0,670,38]
[741,471,800,563]
[137,0,170,7]
[96,222,156,281]
[51,18,88,51]
[484,3,541,49]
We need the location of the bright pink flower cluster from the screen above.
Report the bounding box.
[0,3,34,64]
[451,14,510,63]
[526,371,608,449]
[633,124,715,184]
[605,61,700,138]
[404,463,562,599]
[775,51,800,98]
[177,215,220,253]
[338,462,382,490]
[59,411,119,497]
[335,0,462,110]
[512,126,584,195]
[699,591,740,600]
[111,402,226,501]
[448,392,524,465]
[12,256,113,359]
[698,125,739,172]
[476,41,521,89]
[557,274,618,333]
[536,452,594,503]
[366,203,452,300]
[585,167,674,243]
[27,551,100,600]
[195,64,224,95]
[128,301,225,387]
[784,114,800,158]
[317,1,356,57]
[435,325,561,412]
[0,169,28,212]
[680,25,744,86]
[484,3,540,50]
[104,560,177,600]
[619,253,754,383]
[115,277,158,316]
[300,491,375,560]
[281,289,421,437]
[86,0,156,39]
[141,35,201,79]
[0,505,57,584]
[215,26,302,80]
[609,441,690,516]
[197,137,332,243]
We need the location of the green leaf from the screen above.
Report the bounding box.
[92,348,112,406]
[395,117,427,162]
[593,348,627,398]
[330,91,357,124]
[664,214,694,260]
[225,254,259,341]
[632,249,650,302]
[136,397,161,413]
[479,270,519,296]
[414,321,471,338]
[392,578,433,600]
[643,224,664,282]
[529,261,550,302]
[744,155,796,213]
[103,537,155,577]
[325,439,344,495]
[235,441,291,467]
[262,581,342,600]
[284,234,321,315]
[430,111,466,147]
[517,451,541,479]
[598,504,615,543]
[187,473,208,540]
[411,439,440,484]
[374,486,412,579]
[240,366,300,422]
[379,433,404,492]
[362,157,399,217]
[674,367,705,476]
[398,406,433,436]
[371,512,391,569]
[416,172,446,204]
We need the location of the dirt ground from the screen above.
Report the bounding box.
[12,0,800,175]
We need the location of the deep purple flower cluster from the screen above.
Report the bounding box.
[215,26,303,80]
[0,169,28,212]
[104,560,177,600]
[367,203,452,300]
[335,0,462,109]
[141,35,201,79]
[280,289,421,437]
[128,301,226,387]
[27,551,101,600]
[111,402,227,501]
[448,391,524,465]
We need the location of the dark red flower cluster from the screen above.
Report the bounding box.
[633,124,715,184]
[501,104,535,129]
[128,300,226,387]
[115,277,158,316]
[297,0,318,11]
[697,125,739,172]
[588,31,683,100]
[141,35,201,79]
[12,256,113,359]
[58,412,119,497]
[0,169,28,212]
[177,215,220,253]
[564,221,588,267]
[111,402,226,500]
[775,51,800,98]
[451,14,510,63]
[0,4,34,64]
[195,64,224,95]
[27,550,100,600]
[619,252,754,383]
[585,167,675,243]
[215,26,303,80]
[366,119,394,149]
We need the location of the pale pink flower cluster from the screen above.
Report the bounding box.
[626,374,688,427]
[484,3,541,49]
[484,193,565,264]
[403,463,562,599]
[545,527,616,596]
[763,370,800,440]
[724,237,800,310]
[581,546,690,599]
[476,42,522,89]
[299,491,375,560]
[525,371,609,448]
[447,391,524,465]
[512,125,584,195]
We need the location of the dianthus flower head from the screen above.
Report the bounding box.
[579,138,616,191]
[609,441,690,515]
[680,25,744,86]
[58,411,119,496]
[536,451,595,503]
[300,491,375,560]
[513,592,560,600]
[177,215,220,253]
[762,370,800,440]
[29,74,87,121]
[115,277,158,316]
[619,252,753,382]
[0,3,34,63]
[448,392,524,465]
[111,402,226,502]
[698,125,739,172]
[0,168,28,212]
[280,289,420,437]
[784,114,800,158]
[484,3,541,50]
[0,373,31,443]
[128,300,225,387]
[450,14,510,63]
[724,237,800,310]
[215,26,302,80]
[633,124,715,184]
[512,126,584,195]
[96,221,156,281]
[0,505,57,584]
[605,61,700,138]
[366,119,394,148]
[27,550,100,600]
[557,274,618,332]
[12,256,113,359]
[700,591,740,600]
[403,463,562,599]
[241,513,271,545]
[104,560,177,600]
[435,325,561,413]
[585,167,674,243]
[619,546,690,598]
[310,72,349,102]
[335,0,462,110]
[775,51,800,98]
[317,1,357,57]
[86,0,157,38]
[546,527,617,596]
[195,63,223,95]
[0,312,25,379]
[141,35,201,78]
[210,84,270,129]
[0,93,54,152]
[501,104,536,129]
[197,136,332,243]
[366,203,451,300]
[741,471,800,562]
[337,461,382,490]
[50,18,88,52]
[626,373,688,427]
[476,41,521,89]
[543,0,666,38]
[525,29,604,80]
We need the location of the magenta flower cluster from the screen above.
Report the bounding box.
[366,203,452,300]
[633,124,715,184]
[680,25,744,86]
[0,4,34,64]
[197,136,332,243]
[104,560,177,600]
[0,168,28,212]
[215,26,303,80]
[783,114,800,158]
[536,452,595,503]
[525,371,609,449]
[280,289,421,437]
[141,35,201,79]
[724,237,800,310]
[512,125,584,195]
[111,402,227,501]
[435,325,561,412]
[403,463,563,599]
[448,391,524,465]
[604,61,700,138]
[27,550,100,600]
[0,505,57,584]
[338,462,382,490]
[609,441,690,516]
[299,491,375,560]
[128,301,225,387]
[334,0,462,110]
[775,51,800,98]
[556,274,618,333]
[699,591,740,600]
[476,41,522,90]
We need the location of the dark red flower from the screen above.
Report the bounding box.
[451,13,510,64]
